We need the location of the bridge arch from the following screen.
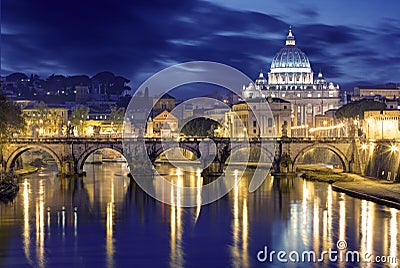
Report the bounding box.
[6,145,62,172]
[76,145,124,174]
[292,143,349,172]
[229,143,276,162]
[150,143,201,163]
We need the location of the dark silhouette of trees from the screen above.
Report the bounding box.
[0,95,25,137]
[335,99,386,119]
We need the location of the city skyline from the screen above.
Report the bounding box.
[1,0,400,91]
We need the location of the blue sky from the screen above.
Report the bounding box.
[1,0,399,90]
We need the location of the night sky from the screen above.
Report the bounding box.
[1,0,400,90]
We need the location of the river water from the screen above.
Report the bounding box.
[0,162,399,267]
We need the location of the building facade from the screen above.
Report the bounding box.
[22,106,68,137]
[242,28,341,129]
[353,84,400,100]
[225,97,294,138]
[147,110,178,138]
[364,110,400,140]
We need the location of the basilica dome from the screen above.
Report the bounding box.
[270,43,310,69]
[268,28,314,86]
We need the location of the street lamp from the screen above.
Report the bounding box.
[361,143,368,150]
[390,144,398,152]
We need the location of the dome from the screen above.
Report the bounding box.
[270,47,310,69]
[270,28,311,71]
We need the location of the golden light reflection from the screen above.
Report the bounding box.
[313,198,319,253]
[106,177,115,268]
[230,170,249,268]
[74,207,78,237]
[338,193,346,267]
[389,208,397,262]
[338,193,346,243]
[170,169,184,268]
[360,200,375,267]
[242,199,249,268]
[302,180,308,224]
[327,185,333,245]
[47,207,51,236]
[233,179,239,259]
[23,179,32,265]
[35,180,45,268]
[300,179,311,248]
[195,168,202,222]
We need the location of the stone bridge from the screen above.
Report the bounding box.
[0,136,363,176]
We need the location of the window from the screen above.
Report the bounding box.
[253,120,257,127]
[284,105,287,110]
[253,129,257,134]
[268,118,273,127]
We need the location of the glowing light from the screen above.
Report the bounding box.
[361,143,368,150]
[390,144,398,152]
[389,208,397,260]
[290,124,309,130]
[309,123,344,133]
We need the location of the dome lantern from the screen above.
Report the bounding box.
[285,26,296,46]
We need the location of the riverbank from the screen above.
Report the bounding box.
[14,165,39,176]
[298,165,400,209]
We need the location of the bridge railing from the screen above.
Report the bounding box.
[0,136,359,144]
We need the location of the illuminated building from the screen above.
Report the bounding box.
[312,110,346,138]
[22,105,68,137]
[363,110,400,140]
[242,27,341,128]
[353,83,400,100]
[147,110,178,137]
[225,97,294,138]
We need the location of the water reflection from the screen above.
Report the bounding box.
[22,179,32,265]
[390,208,397,266]
[338,193,346,267]
[170,168,184,268]
[106,174,115,268]
[230,170,249,268]
[0,163,399,267]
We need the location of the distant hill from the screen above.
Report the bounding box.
[2,71,131,99]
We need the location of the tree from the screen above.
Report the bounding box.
[279,153,292,173]
[109,105,125,134]
[0,95,25,138]
[71,105,90,135]
[335,99,386,119]
[180,117,222,137]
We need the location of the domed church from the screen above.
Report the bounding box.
[242,27,341,128]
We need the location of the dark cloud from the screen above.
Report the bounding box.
[1,0,399,91]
